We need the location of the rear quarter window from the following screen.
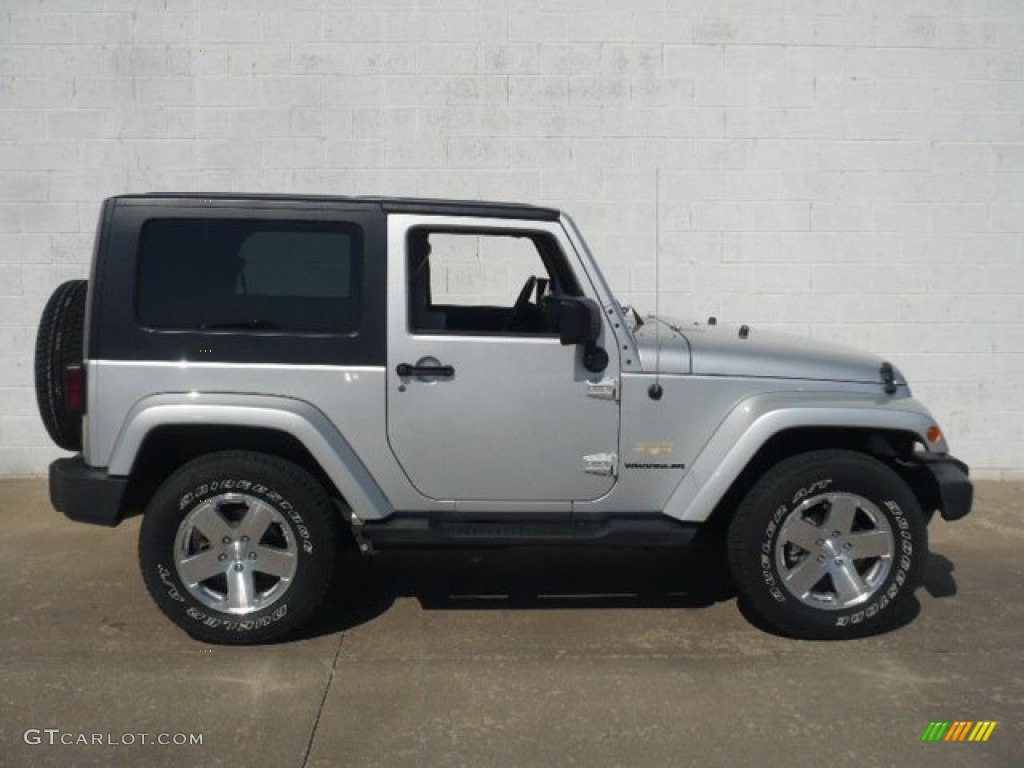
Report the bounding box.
[136,219,361,334]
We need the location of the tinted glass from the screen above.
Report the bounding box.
[137,219,359,334]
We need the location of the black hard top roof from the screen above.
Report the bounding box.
[112,193,562,221]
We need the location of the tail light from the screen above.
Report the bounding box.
[63,365,85,417]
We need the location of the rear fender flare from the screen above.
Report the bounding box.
[108,393,392,521]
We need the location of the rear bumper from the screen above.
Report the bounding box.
[911,453,973,522]
[49,457,127,527]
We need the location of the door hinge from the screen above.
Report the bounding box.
[587,378,618,401]
[583,452,618,476]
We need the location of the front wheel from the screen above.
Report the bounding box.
[727,450,927,640]
[139,451,340,644]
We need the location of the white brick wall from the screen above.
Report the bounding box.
[1,0,1022,477]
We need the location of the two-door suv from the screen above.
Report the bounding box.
[36,193,972,643]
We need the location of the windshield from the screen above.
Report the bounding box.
[560,213,643,333]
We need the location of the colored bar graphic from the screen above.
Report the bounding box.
[968,722,997,742]
[945,721,972,741]
[922,720,996,743]
[921,722,949,742]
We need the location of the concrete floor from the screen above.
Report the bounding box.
[0,478,1021,767]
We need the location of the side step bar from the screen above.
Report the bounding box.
[358,514,699,550]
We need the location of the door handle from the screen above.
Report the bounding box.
[396,363,455,378]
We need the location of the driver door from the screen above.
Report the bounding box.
[385,215,620,505]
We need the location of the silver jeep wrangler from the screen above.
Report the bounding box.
[37,193,972,644]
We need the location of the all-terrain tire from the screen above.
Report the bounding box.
[727,450,927,640]
[34,279,87,451]
[139,451,340,645]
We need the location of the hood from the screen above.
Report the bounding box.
[634,318,904,386]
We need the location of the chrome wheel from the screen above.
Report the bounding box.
[173,492,298,615]
[775,492,894,611]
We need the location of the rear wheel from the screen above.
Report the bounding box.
[727,450,927,639]
[34,279,87,451]
[139,451,339,644]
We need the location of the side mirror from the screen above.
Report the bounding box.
[557,297,602,346]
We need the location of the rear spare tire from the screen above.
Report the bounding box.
[34,279,87,451]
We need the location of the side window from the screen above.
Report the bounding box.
[137,219,360,334]
[407,229,580,335]
[237,231,352,298]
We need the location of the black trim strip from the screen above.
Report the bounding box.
[360,514,699,549]
[109,193,561,221]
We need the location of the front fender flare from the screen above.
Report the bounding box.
[663,391,946,524]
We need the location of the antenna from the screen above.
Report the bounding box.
[650,168,663,400]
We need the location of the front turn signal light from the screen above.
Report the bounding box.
[925,425,943,444]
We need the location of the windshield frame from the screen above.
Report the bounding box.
[559,213,642,373]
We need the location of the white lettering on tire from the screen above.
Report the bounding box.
[185,603,289,632]
[157,564,185,603]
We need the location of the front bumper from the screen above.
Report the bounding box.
[49,457,127,527]
[910,453,973,522]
